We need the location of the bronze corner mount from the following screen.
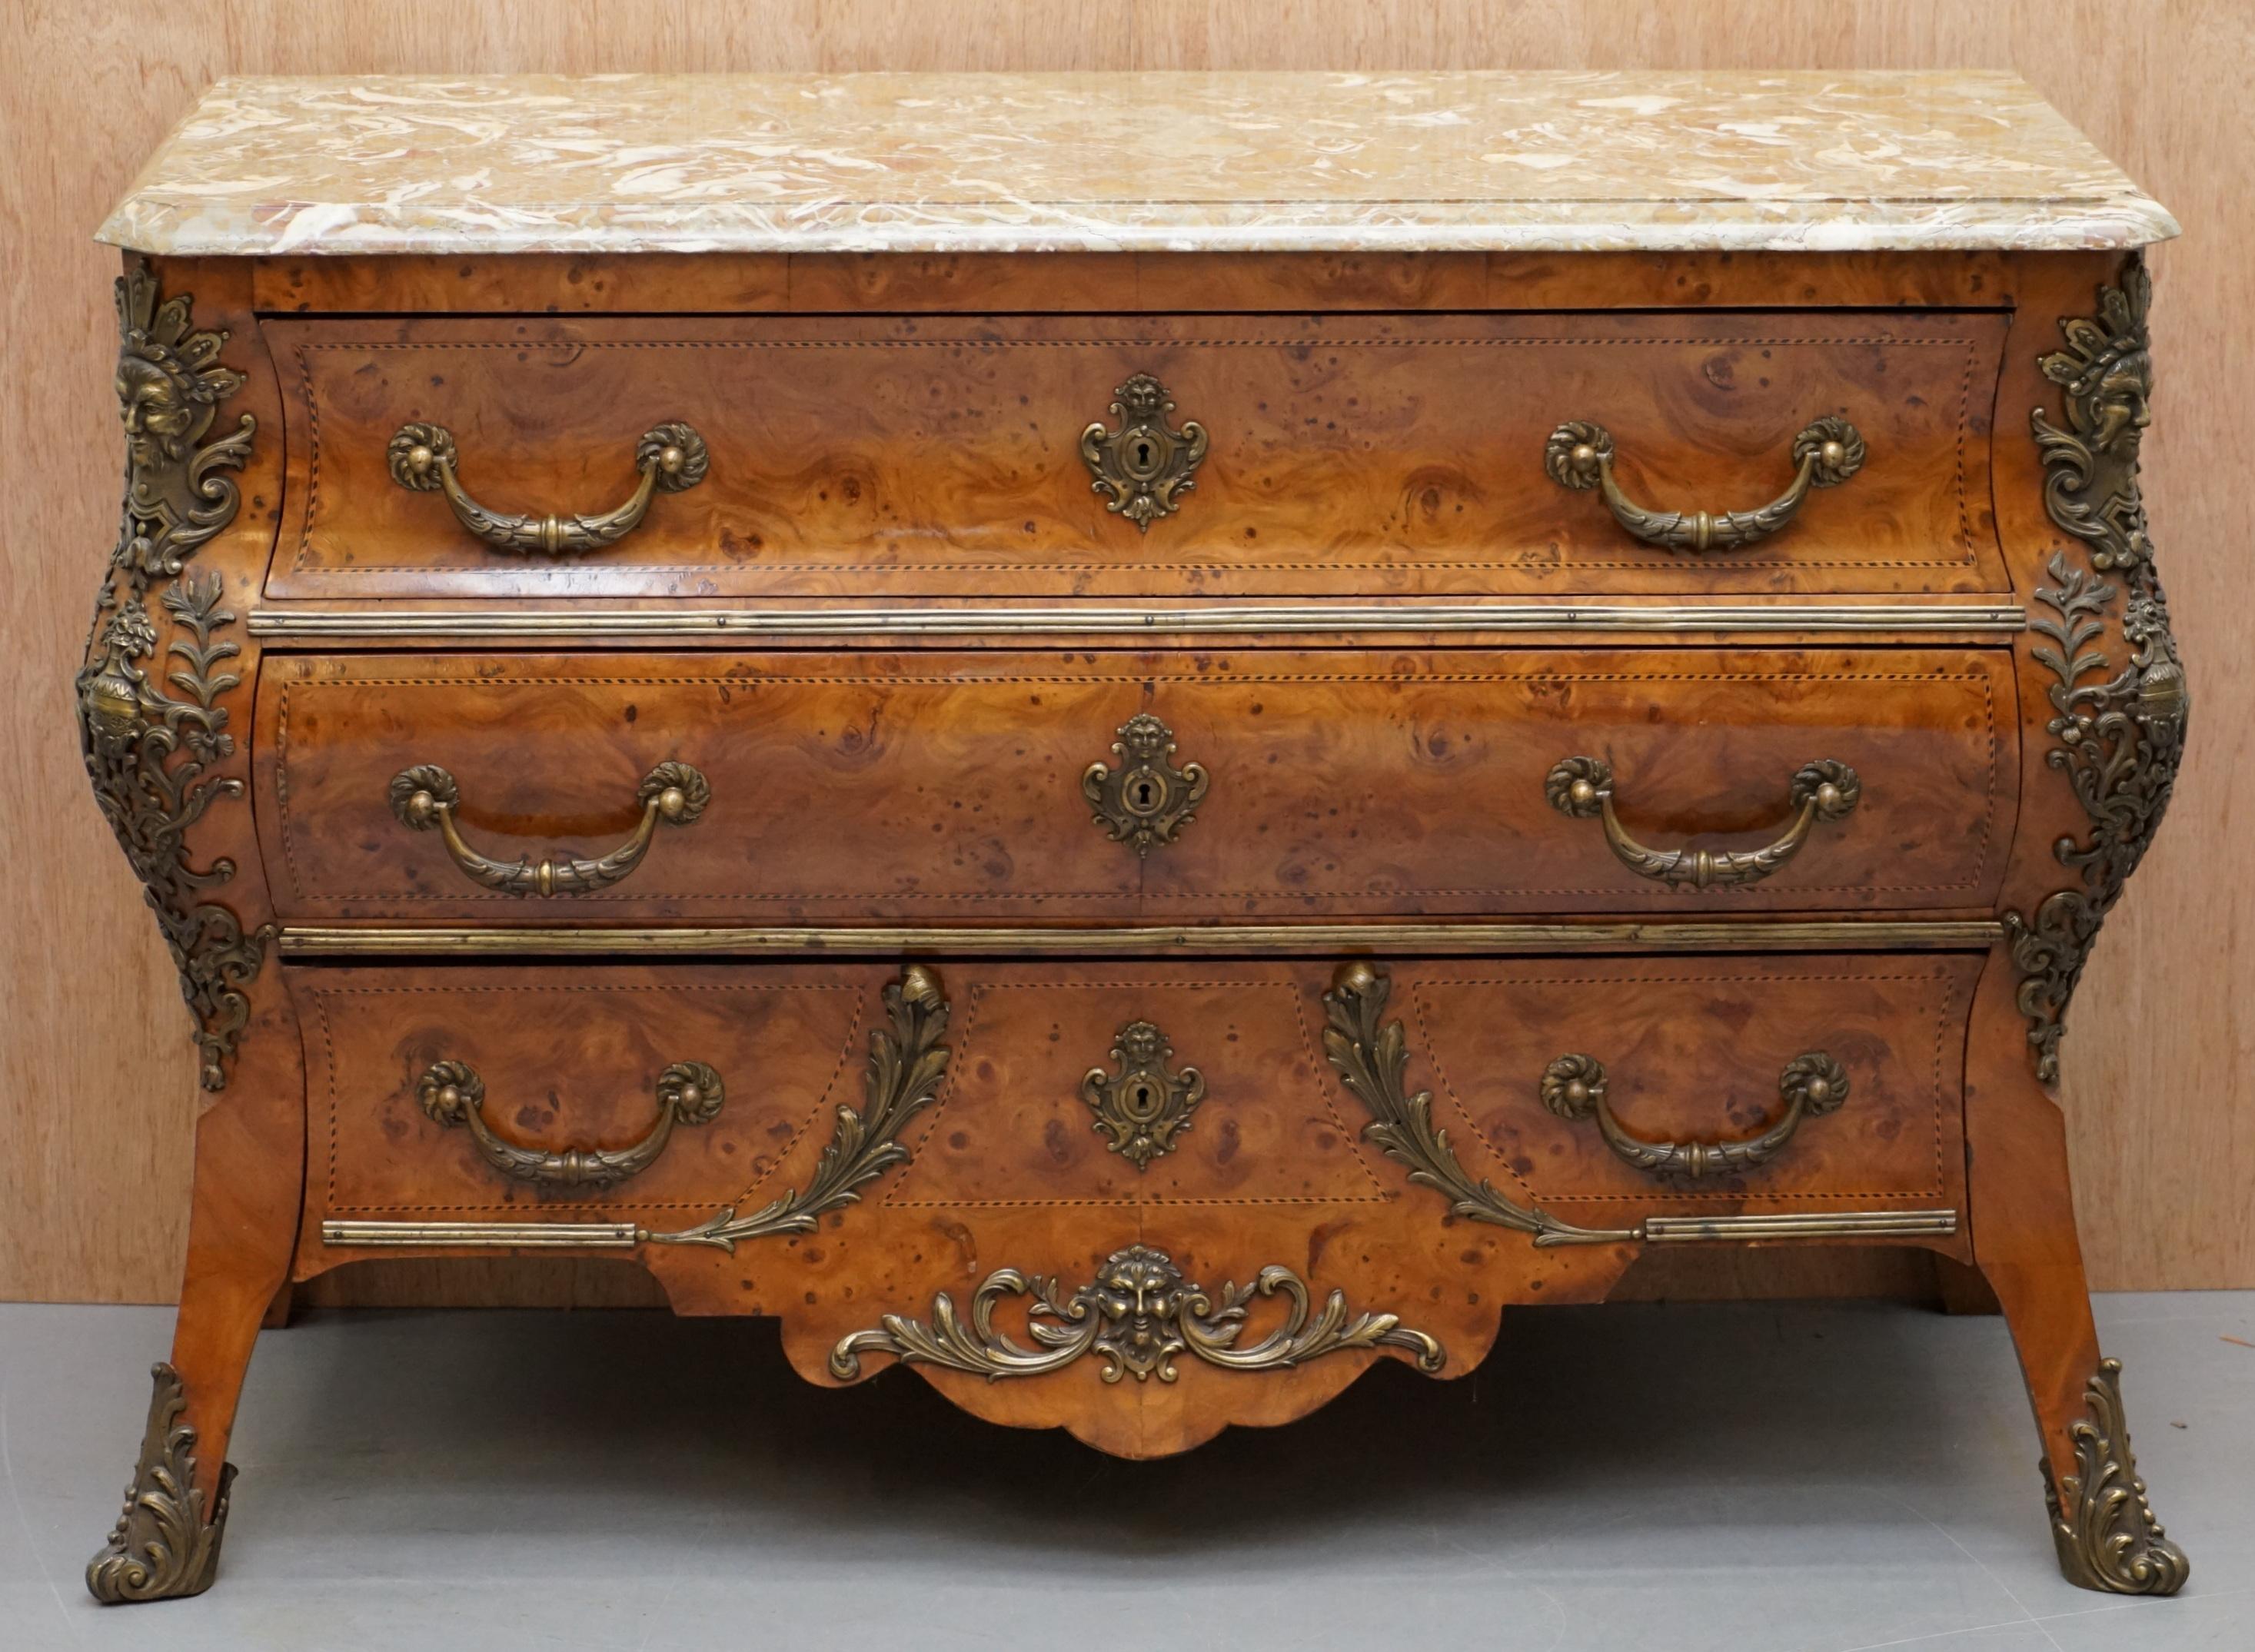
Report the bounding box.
[78,268,268,1091]
[2044,1357,2190,1594]
[86,1363,234,1604]
[2007,264,2188,1085]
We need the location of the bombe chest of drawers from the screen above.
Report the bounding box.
[79,71,2193,1602]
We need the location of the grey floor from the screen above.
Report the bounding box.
[1,1294,2248,1652]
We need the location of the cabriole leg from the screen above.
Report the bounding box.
[86,1031,303,1604]
[1966,959,2187,1596]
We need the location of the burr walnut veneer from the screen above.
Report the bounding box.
[76,72,2190,1604]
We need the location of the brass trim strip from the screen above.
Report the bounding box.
[319,1207,1961,1251]
[279,920,2004,958]
[1641,1210,1959,1241]
[321,1220,642,1249]
[247,602,2027,640]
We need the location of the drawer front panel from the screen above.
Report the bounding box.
[1399,956,1977,1208]
[298,954,1973,1229]
[301,965,880,1218]
[264,311,2006,600]
[258,648,2015,920]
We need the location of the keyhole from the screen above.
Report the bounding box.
[1135,440,1152,467]
[1133,1085,1152,1105]
[1134,779,1155,807]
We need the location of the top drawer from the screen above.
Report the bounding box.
[262,311,2007,601]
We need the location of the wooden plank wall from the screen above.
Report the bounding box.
[3,2,2247,1305]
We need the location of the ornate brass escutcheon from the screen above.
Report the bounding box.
[389,419,708,557]
[1082,713,1209,857]
[389,760,710,897]
[1544,415,1865,552]
[1539,1049,1848,1181]
[1545,754,1860,891]
[418,1058,724,1190]
[1079,372,1209,531]
[1081,1019,1206,1168]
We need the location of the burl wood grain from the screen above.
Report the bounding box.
[295,955,1977,1457]
[261,310,2007,600]
[300,970,873,1218]
[1409,956,1977,1208]
[254,647,2016,922]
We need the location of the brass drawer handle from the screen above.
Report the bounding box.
[389,760,710,897]
[419,1059,723,1188]
[1545,755,1859,891]
[388,420,707,556]
[1545,417,1864,552]
[1540,1051,1849,1181]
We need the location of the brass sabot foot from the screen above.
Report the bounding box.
[85,1363,235,1604]
[2043,1358,2190,1595]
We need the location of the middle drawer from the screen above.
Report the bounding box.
[257,647,2014,922]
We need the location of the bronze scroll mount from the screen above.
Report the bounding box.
[830,1242,1443,1384]
[86,1363,233,1604]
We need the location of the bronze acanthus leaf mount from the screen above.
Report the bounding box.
[2043,1358,2190,1594]
[77,268,268,1090]
[829,1242,1444,1384]
[2005,264,2189,1085]
[85,1363,234,1604]
[1321,961,1638,1248]
[644,966,950,1251]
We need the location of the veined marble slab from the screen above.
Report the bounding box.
[99,70,2176,258]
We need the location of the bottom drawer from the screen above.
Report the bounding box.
[295,952,1975,1232]
[294,949,1978,1454]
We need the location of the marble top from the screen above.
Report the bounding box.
[99,71,2177,258]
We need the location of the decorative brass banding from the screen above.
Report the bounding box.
[1544,415,1865,552]
[387,419,707,556]
[248,601,2031,641]
[417,1058,723,1189]
[1079,373,1208,531]
[1545,754,1860,891]
[86,1363,232,1604]
[387,760,709,897]
[1081,1019,1206,1169]
[323,1220,643,1249]
[1540,1049,1849,1180]
[1083,712,1209,857]
[279,919,2008,958]
[1640,1210,1956,1241]
[317,1208,1961,1251]
[2044,1357,2190,1594]
[1322,962,1637,1248]
[829,1243,1442,1384]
